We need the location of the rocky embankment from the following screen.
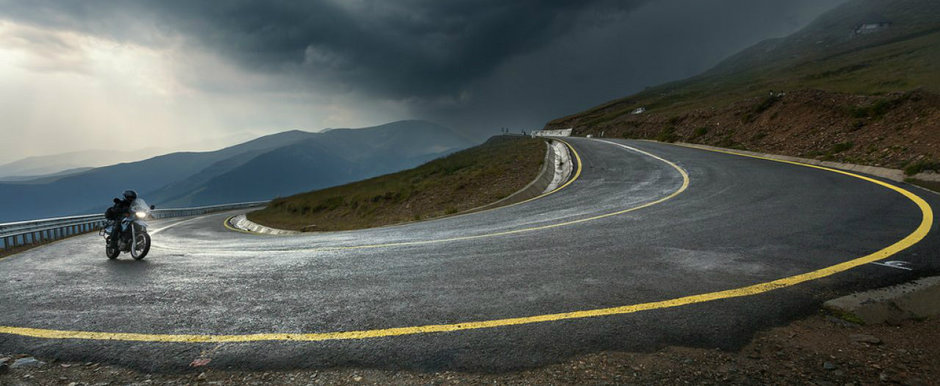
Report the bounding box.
[546,89,940,175]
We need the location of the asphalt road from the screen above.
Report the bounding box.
[1,138,937,372]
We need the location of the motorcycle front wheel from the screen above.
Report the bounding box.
[131,232,151,260]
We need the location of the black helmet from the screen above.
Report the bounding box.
[123,190,138,201]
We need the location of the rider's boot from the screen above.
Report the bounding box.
[109,224,120,249]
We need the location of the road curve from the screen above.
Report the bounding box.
[0,138,938,372]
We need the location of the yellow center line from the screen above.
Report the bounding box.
[0,140,932,343]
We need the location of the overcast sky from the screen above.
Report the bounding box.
[0,0,846,163]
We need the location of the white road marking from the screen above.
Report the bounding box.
[150,216,207,235]
[871,260,913,271]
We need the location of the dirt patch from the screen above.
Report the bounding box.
[547,89,940,171]
[3,313,937,384]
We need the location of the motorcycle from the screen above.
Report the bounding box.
[101,198,155,260]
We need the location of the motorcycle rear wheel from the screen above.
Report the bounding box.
[105,238,119,259]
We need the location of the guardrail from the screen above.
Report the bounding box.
[0,201,269,252]
[531,128,572,137]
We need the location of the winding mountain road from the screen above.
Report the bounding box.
[1,138,937,372]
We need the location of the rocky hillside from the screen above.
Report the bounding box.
[545,0,940,172]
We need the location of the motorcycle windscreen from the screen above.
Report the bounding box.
[130,198,151,216]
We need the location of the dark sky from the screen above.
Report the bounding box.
[0,0,845,159]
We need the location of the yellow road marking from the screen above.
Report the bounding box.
[0,140,932,343]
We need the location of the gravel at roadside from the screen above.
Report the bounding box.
[2,311,937,385]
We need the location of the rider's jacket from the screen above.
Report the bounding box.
[105,198,133,221]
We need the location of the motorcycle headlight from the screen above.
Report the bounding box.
[135,211,147,219]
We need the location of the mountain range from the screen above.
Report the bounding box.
[545,0,939,171]
[0,120,477,222]
[0,148,171,180]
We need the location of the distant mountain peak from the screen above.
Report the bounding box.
[0,119,483,222]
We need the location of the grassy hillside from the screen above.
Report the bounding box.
[545,0,939,171]
[247,136,546,231]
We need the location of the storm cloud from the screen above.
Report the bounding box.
[2,1,648,95]
[0,0,845,160]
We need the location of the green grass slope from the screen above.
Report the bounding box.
[247,136,545,231]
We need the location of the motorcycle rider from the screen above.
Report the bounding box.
[105,190,137,249]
